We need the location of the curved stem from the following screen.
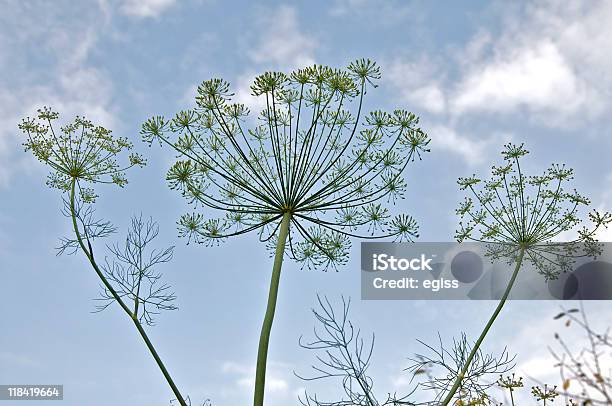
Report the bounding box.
[68,180,187,406]
[253,212,291,406]
[441,247,525,406]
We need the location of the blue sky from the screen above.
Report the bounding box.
[1,0,612,404]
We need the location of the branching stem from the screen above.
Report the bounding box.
[68,180,187,406]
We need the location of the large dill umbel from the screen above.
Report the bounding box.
[142,59,430,406]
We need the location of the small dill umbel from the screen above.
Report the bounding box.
[440,143,612,405]
[20,109,189,406]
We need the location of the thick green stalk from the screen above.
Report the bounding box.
[68,180,187,406]
[253,212,292,406]
[441,247,526,406]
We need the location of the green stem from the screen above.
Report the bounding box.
[68,180,187,406]
[253,212,291,406]
[131,317,186,406]
[441,247,525,406]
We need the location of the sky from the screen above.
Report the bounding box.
[1,0,612,404]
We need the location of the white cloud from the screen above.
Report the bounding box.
[517,355,558,383]
[386,59,447,114]
[428,125,509,166]
[384,59,504,165]
[450,0,612,124]
[249,5,316,69]
[119,0,178,18]
[390,373,412,390]
[411,85,446,115]
[596,224,612,242]
[593,173,612,242]
[237,375,289,393]
[452,40,593,117]
[385,1,612,164]
[385,58,502,165]
[232,71,268,114]
[222,360,292,397]
[389,0,612,131]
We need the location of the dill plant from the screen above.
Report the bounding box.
[20,108,189,406]
[442,143,612,405]
[140,59,430,406]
